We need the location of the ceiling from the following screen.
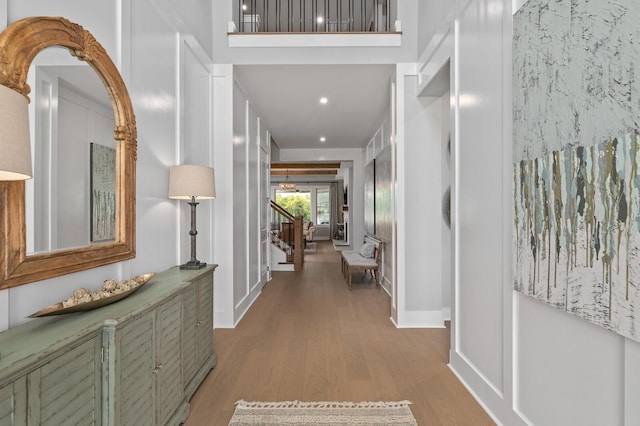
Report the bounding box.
[234,64,394,150]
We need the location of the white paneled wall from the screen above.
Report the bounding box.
[213,76,272,327]
[418,0,640,424]
[213,64,235,328]
[456,0,505,395]
[440,91,451,320]
[393,69,449,328]
[247,105,260,297]
[129,0,181,275]
[232,85,248,310]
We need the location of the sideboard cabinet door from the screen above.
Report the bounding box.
[183,271,215,399]
[155,300,184,425]
[113,294,185,426]
[181,284,197,393]
[196,273,214,369]
[0,377,27,425]
[115,311,155,426]
[28,335,102,425]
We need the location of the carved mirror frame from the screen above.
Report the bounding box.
[0,16,136,289]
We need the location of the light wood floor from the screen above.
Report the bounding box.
[185,241,494,425]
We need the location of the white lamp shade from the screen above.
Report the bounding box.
[168,165,216,199]
[0,84,32,180]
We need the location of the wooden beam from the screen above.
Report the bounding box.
[271,170,338,176]
[271,162,341,169]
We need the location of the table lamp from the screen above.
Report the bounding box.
[168,165,216,269]
[0,84,32,180]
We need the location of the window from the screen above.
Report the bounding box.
[275,190,311,221]
[316,189,330,225]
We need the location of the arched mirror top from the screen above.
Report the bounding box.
[0,16,136,289]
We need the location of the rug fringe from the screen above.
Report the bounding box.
[234,400,413,409]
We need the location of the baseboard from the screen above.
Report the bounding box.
[395,309,446,328]
[234,283,262,326]
[381,276,392,296]
[449,351,527,426]
[271,263,295,271]
[442,306,451,321]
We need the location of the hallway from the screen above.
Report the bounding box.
[185,241,494,425]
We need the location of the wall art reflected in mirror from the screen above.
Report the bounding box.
[0,16,136,289]
[90,142,116,243]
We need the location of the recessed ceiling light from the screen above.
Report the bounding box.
[242,4,247,10]
[317,16,324,24]
[320,137,326,142]
[320,97,328,104]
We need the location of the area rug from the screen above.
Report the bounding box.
[229,400,417,425]
[304,242,317,253]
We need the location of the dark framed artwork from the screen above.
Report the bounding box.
[90,142,116,242]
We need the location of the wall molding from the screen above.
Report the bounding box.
[449,351,526,426]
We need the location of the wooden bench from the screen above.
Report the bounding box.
[340,235,382,290]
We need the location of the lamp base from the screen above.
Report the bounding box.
[179,260,207,270]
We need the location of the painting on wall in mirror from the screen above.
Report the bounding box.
[90,142,116,242]
[364,159,376,235]
[513,0,640,342]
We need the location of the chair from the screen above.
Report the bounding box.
[303,221,316,242]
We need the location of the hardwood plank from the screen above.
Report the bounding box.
[185,241,494,425]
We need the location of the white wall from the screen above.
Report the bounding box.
[0,0,214,330]
[393,67,449,328]
[212,71,272,328]
[416,0,453,57]
[232,83,248,313]
[213,64,235,328]
[440,91,451,320]
[417,0,640,424]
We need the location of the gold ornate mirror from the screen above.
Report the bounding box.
[0,17,136,289]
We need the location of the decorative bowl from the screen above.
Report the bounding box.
[28,273,156,318]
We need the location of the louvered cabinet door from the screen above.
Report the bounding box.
[27,335,102,425]
[116,312,155,426]
[181,285,197,392]
[0,377,26,425]
[155,299,183,425]
[195,274,214,369]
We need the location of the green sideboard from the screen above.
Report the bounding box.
[0,265,217,425]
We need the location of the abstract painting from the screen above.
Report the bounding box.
[364,159,376,235]
[375,146,393,241]
[90,142,116,242]
[513,0,640,342]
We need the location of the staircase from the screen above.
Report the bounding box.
[270,201,304,271]
[270,238,294,271]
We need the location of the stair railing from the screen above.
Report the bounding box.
[270,200,304,270]
[233,0,396,33]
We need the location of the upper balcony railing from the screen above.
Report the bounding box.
[232,0,398,33]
